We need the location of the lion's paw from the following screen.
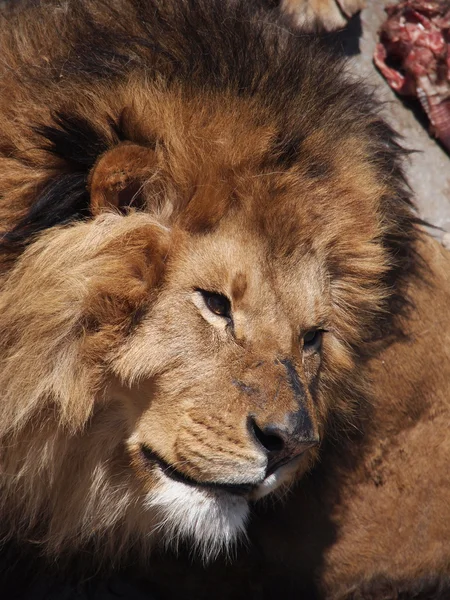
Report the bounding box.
[442,232,450,251]
[281,0,365,31]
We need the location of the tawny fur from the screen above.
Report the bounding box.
[0,1,448,597]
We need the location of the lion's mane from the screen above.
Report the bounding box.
[0,0,421,567]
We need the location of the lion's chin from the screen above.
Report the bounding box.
[145,475,250,562]
[144,457,305,560]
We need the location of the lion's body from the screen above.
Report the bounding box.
[0,1,449,598]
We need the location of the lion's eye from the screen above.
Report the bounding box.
[302,329,323,353]
[199,290,232,320]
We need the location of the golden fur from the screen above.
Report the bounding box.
[0,1,448,597]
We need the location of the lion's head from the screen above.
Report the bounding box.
[0,0,418,562]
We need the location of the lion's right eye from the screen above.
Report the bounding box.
[199,290,232,320]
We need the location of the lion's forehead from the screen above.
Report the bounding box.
[164,220,329,318]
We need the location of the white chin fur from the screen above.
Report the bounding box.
[145,475,249,562]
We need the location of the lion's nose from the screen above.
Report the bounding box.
[249,412,319,476]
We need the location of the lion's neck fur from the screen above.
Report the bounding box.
[369,235,450,438]
[0,401,160,563]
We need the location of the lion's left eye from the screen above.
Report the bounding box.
[302,329,323,353]
[199,290,232,320]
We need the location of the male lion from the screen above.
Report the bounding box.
[0,0,449,598]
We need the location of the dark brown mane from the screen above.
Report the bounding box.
[0,1,417,243]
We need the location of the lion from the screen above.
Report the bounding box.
[0,0,449,598]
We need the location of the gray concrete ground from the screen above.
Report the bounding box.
[345,0,450,235]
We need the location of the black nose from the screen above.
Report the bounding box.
[249,416,319,476]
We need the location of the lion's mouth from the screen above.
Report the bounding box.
[140,445,257,497]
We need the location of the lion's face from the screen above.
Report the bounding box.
[110,212,328,553]
[0,114,391,558]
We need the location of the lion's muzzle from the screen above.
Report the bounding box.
[249,411,319,478]
[234,355,320,485]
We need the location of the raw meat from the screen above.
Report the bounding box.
[374,1,450,152]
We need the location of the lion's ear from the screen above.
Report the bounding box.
[88,142,157,215]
